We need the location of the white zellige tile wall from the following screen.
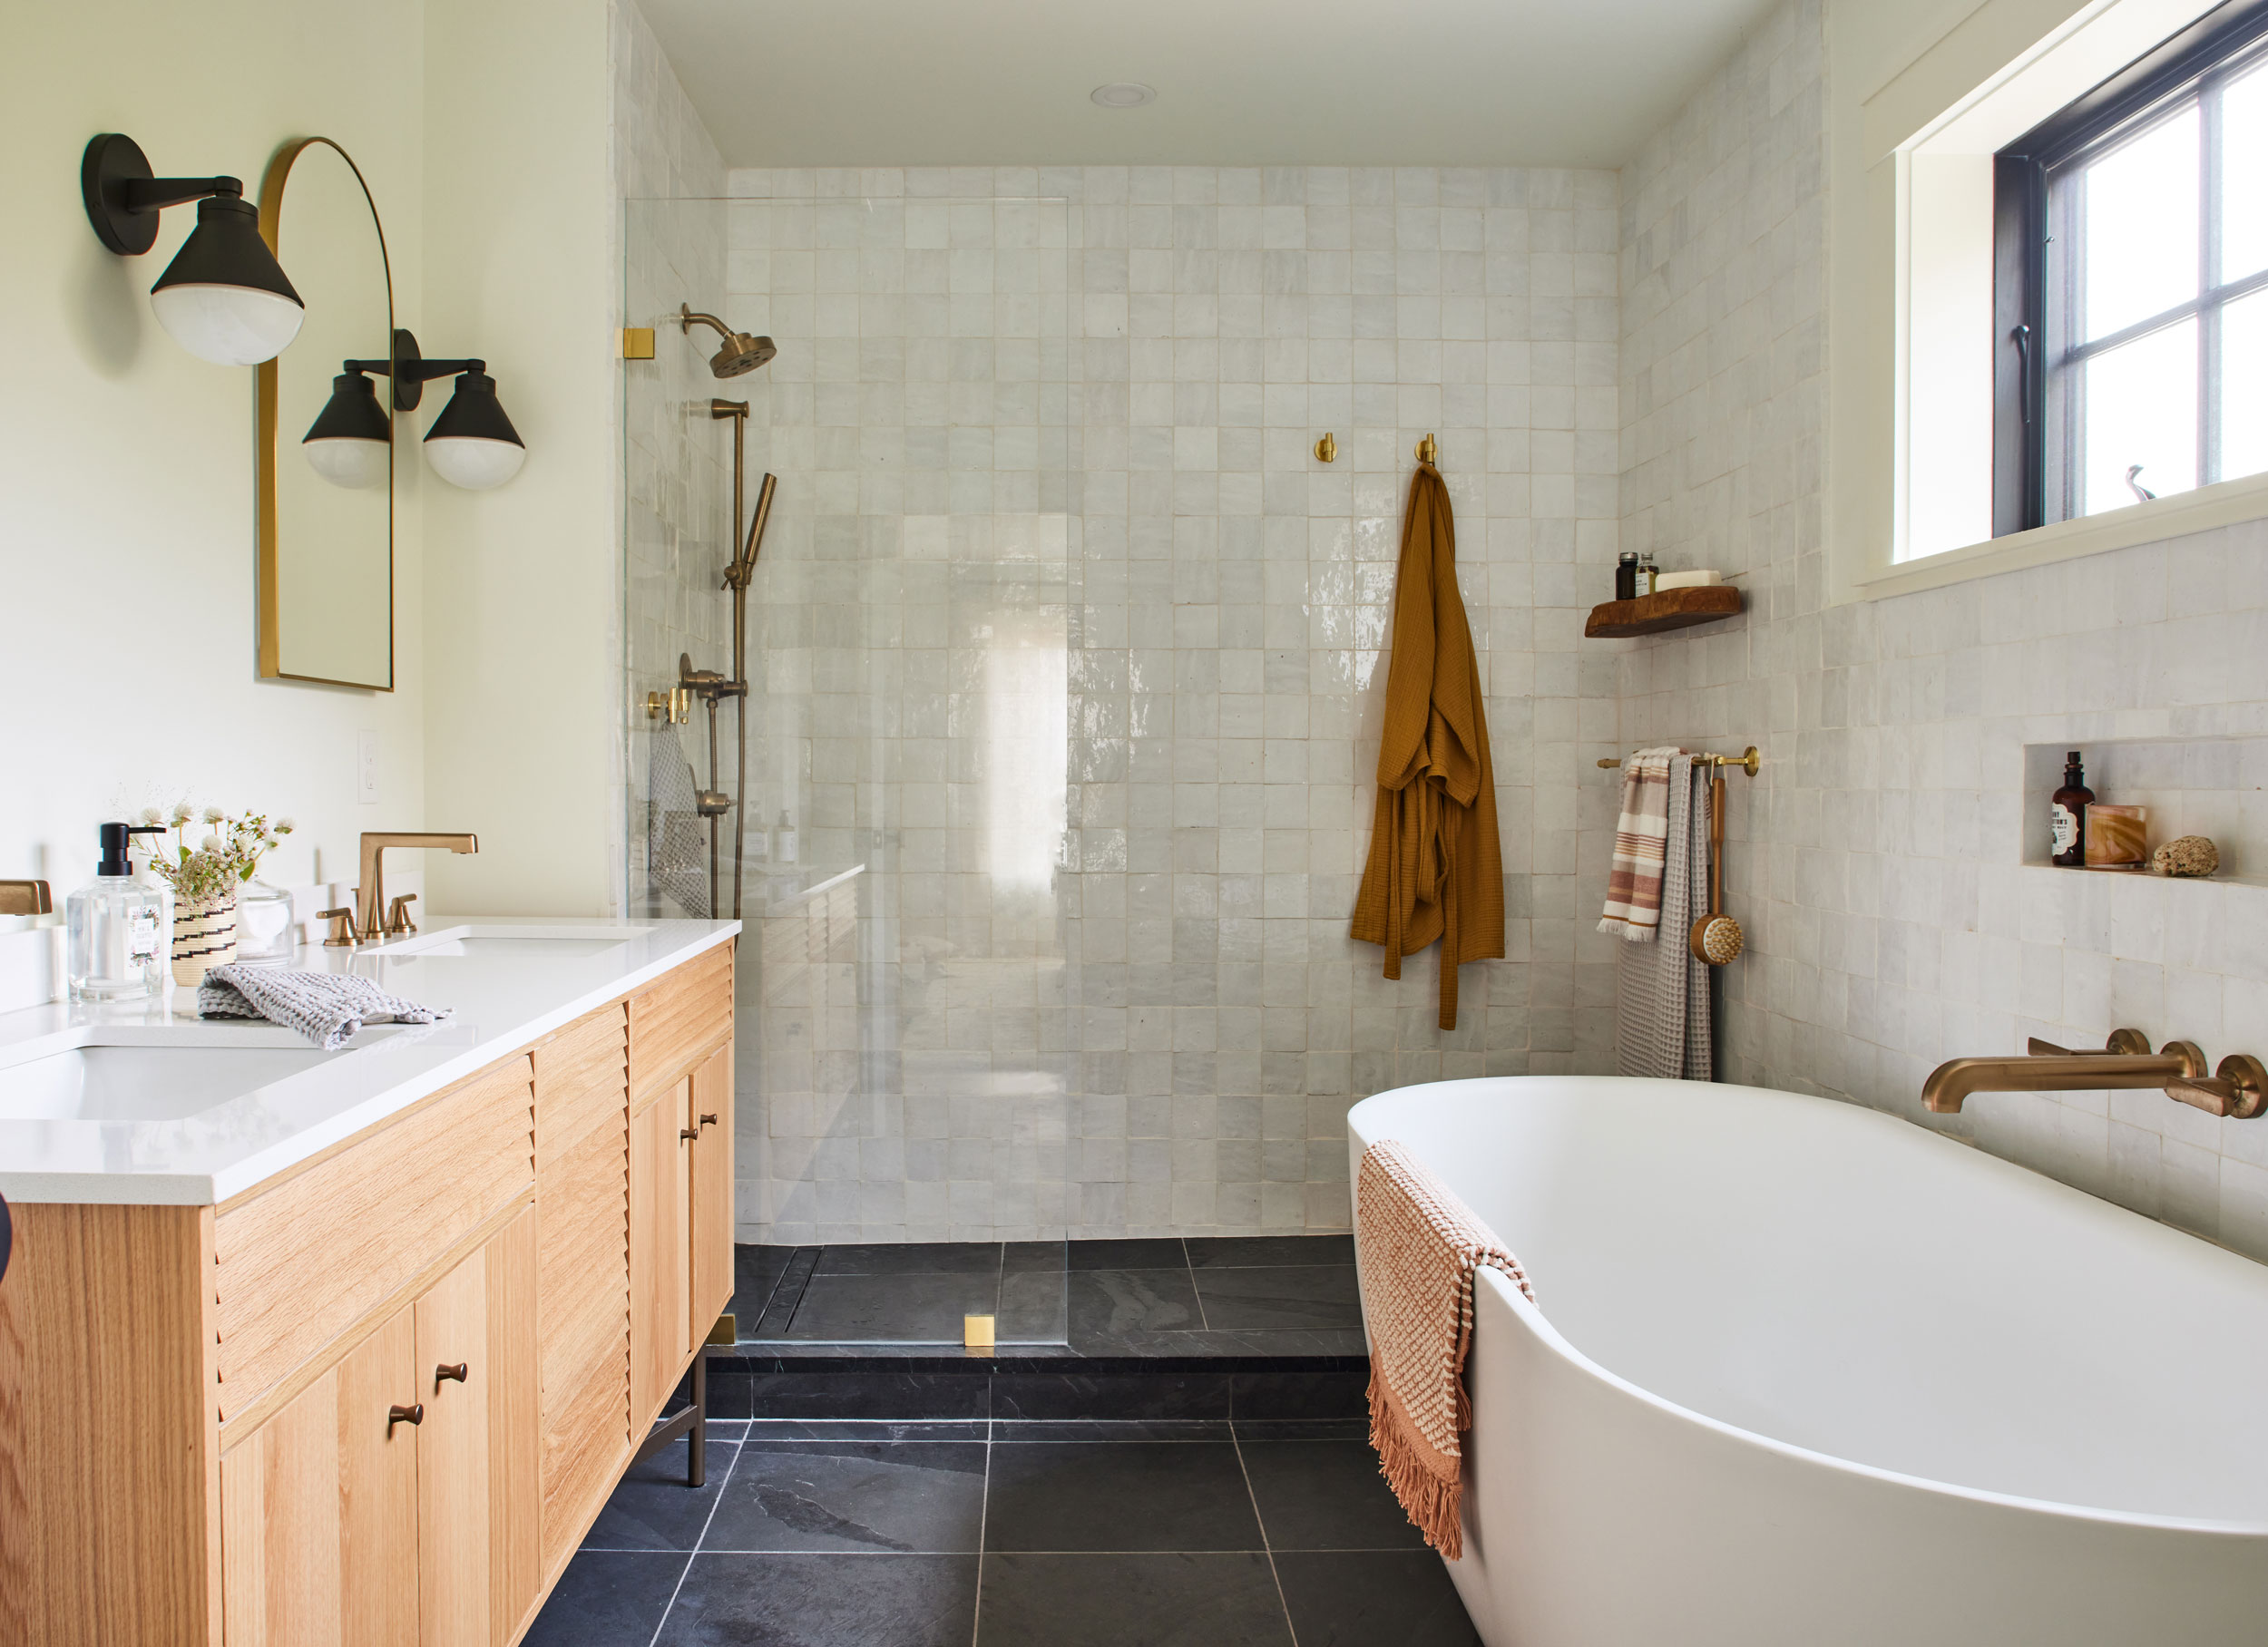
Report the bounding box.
[1613,0,2268,1264]
[719,163,1622,1240]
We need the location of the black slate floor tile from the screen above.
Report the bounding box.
[1185,1234,1355,1269]
[1273,1551,1480,1646]
[745,1369,992,1418]
[1002,1240,1069,1272]
[995,1268,1069,1342]
[660,1552,979,1646]
[521,1549,686,1646]
[989,1371,1233,1422]
[1067,1237,1188,1269]
[1229,1370,1370,1421]
[992,1419,1233,1442]
[983,1442,1262,1552]
[730,1244,799,1323]
[1068,1267,1204,1335]
[976,1553,1295,1647]
[703,1441,987,1554]
[1240,1439,1426,1551]
[784,1272,1002,1340]
[744,1418,988,1441]
[581,1437,738,1552]
[1192,1264,1363,1330]
[816,1241,1002,1276]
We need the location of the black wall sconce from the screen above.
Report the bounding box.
[82,133,304,366]
[302,328,526,492]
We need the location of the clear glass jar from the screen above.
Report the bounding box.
[232,879,298,965]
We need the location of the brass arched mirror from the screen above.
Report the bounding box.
[256,137,394,689]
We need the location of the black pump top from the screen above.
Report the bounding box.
[97,821,164,878]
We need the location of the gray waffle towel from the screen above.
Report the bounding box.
[198,964,450,1051]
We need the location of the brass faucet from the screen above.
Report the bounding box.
[1921,1029,2207,1114]
[0,880,53,916]
[355,833,477,941]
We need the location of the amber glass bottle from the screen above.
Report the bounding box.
[2050,751,2092,867]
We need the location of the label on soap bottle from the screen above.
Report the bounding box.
[2050,804,2078,856]
[128,907,161,963]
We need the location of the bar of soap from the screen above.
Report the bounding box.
[1654,570,1722,590]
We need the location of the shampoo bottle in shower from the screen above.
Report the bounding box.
[774,810,798,866]
[2050,751,2092,867]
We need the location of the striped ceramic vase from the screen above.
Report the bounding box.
[171,894,239,988]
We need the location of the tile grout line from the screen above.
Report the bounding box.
[1183,1236,1216,1330]
[971,1411,994,1647]
[645,1425,747,1647]
[1230,1425,1300,1647]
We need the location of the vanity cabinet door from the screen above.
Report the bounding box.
[688,1040,735,1338]
[219,1304,419,1647]
[414,1205,540,1647]
[628,1077,692,1422]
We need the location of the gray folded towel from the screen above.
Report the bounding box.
[198,964,451,1051]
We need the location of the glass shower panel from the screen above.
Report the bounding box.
[623,192,1072,1345]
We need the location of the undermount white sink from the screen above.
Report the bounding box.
[375,923,651,960]
[0,1028,397,1123]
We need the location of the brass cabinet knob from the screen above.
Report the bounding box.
[699,1113,719,1128]
[680,1127,699,1141]
[387,1402,424,1431]
[435,1362,467,1386]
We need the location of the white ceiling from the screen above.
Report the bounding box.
[638,0,1788,171]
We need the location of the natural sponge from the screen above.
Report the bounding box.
[2149,835,2219,878]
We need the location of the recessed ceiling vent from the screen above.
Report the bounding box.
[1090,83,1157,109]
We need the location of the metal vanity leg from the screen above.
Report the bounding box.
[686,1349,708,1487]
[631,1342,713,1487]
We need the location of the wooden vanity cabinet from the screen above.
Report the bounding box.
[0,938,733,1647]
[219,1205,538,1647]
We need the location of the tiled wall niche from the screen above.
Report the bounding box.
[2021,738,2268,881]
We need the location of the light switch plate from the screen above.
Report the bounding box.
[357,730,380,805]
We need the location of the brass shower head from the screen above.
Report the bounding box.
[679,304,776,377]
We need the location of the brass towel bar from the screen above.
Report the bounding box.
[1598,746,1761,777]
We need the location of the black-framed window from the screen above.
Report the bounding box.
[1995,0,2268,534]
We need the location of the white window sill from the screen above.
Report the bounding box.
[1860,470,2268,599]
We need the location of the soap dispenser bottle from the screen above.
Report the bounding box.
[67,823,170,1000]
[2050,751,2093,868]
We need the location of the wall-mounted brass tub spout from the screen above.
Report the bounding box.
[1921,1029,2207,1114]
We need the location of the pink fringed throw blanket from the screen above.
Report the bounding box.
[1355,1138,1533,1560]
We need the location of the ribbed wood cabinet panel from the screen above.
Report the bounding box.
[530,1006,631,1576]
[629,941,733,1102]
[0,1202,220,1647]
[211,1056,537,1425]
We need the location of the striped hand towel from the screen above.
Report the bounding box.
[1598,746,1681,940]
[1355,1138,1533,1561]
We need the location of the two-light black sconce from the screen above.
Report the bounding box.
[82,132,524,491]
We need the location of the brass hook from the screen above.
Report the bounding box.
[1415,433,1437,465]
[1314,432,1336,463]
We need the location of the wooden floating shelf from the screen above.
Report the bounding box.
[1584,585,1744,638]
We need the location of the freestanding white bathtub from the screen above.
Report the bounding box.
[1347,1077,2268,1646]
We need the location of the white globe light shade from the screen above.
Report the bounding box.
[304,437,389,489]
[425,436,526,491]
[148,283,305,366]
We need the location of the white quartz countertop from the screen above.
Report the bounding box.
[0,917,738,1207]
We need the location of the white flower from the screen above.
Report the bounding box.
[201,806,226,825]
[200,834,223,855]
[136,806,163,826]
[275,817,296,833]
[170,800,193,825]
